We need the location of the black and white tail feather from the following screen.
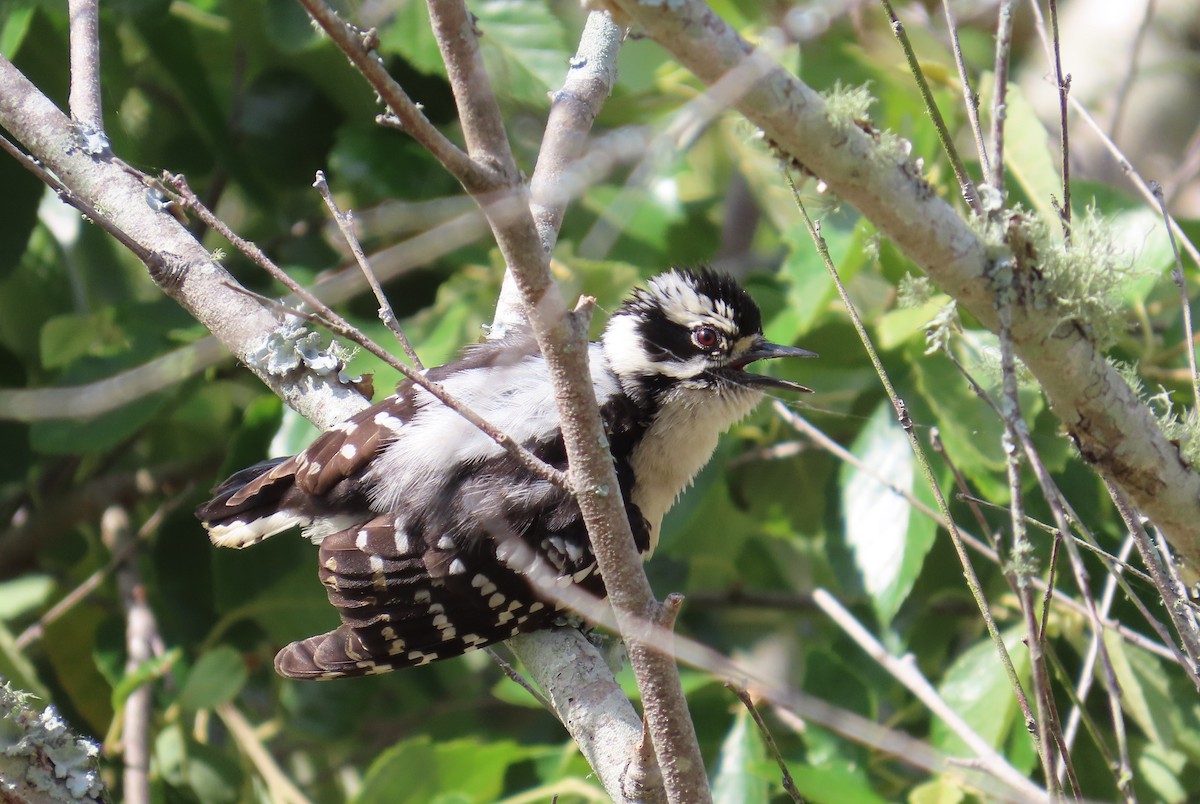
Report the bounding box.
[196,268,814,679]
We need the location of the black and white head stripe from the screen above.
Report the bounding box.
[622,268,763,347]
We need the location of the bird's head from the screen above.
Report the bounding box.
[602,268,815,408]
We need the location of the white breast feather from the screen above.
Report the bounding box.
[630,385,763,555]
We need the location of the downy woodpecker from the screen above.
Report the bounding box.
[196,268,814,679]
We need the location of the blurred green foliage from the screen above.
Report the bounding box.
[1,1,1198,802]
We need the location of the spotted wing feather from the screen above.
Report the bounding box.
[274,408,652,679]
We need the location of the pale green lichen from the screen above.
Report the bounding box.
[898,272,935,308]
[961,331,1038,390]
[0,682,105,801]
[1111,358,1200,470]
[252,322,354,378]
[923,301,961,357]
[979,208,1152,351]
[821,81,912,166]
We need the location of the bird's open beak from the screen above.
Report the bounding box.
[728,338,817,392]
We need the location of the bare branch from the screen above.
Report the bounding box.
[216,704,313,804]
[987,0,1016,197]
[728,685,802,803]
[1041,0,1073,232]
[1108,0,1157,143]
[940,0,990,176]
[313,170,424,370]
[297,0,499,192]
[878,0,982,215]
[1151,181,1200,409]
[68,0,102,129]
[0,54,368,431]
[102,507,161,804]
[495,11,626,332]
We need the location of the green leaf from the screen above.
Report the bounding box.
[0,130,42,279]
[155,723,188,787]
[474,0,570,107]
[430,739,538,802]
[789,760,888,804]
[264,0,322,53]
[908,777,966,804]
[0,620,47,699]
[178,646,248,713]
[39,310,127,370]
[111,648,181,712]
[1137,741,1188,804]
[712,709,769,804]
[184,739,244,804]
[931,627,1030,757]
[840,401,935,626]
[378,1,444,75]
[355,736,440,804]
[0,575,54,621]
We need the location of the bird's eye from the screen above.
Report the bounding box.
[692,326,720,350]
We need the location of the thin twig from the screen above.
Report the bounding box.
[1044,0,1072,233]
[1108,0,1156,144]
[16,491,185,650]
[994,296,1060,795]
[312,171,424,370]
[728,685,802,803]
[0,337,228,422]
[423,0,712,797]
[1107,485,1200,689]
[987,0,1016,197]
[1026,20,1200,272]
[297,0,499,192]
[783,170,1045,774]
[1151,524,1200,662]
[216,704,313,804]
[67,0,103,129]
[812,589,1036,795]
[940,0,989,177]
[1151,181,1200,409]
[508,537,1046,801]
[165,172,571,493]
[1164,122,1200,203]
[1038,535,1063,644]
[103,507,161,804]
[495,10,626,332]
[485,647,553,712]
[778,404,1181,663]
[878,0,982,215]
[1060,536,1134,786]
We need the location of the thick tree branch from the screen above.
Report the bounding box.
[67,0,102,129]
[608,0,1200,571]
[421,3,709,801]
[494,11,626,331]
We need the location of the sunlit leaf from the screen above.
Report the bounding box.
[111,648,182,712]
[475,0,570,107]
[712,709,769,804]
[931,628,1030,757]
[0,575,54,621]
[178,646,248,713]
[840,401,936,626]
